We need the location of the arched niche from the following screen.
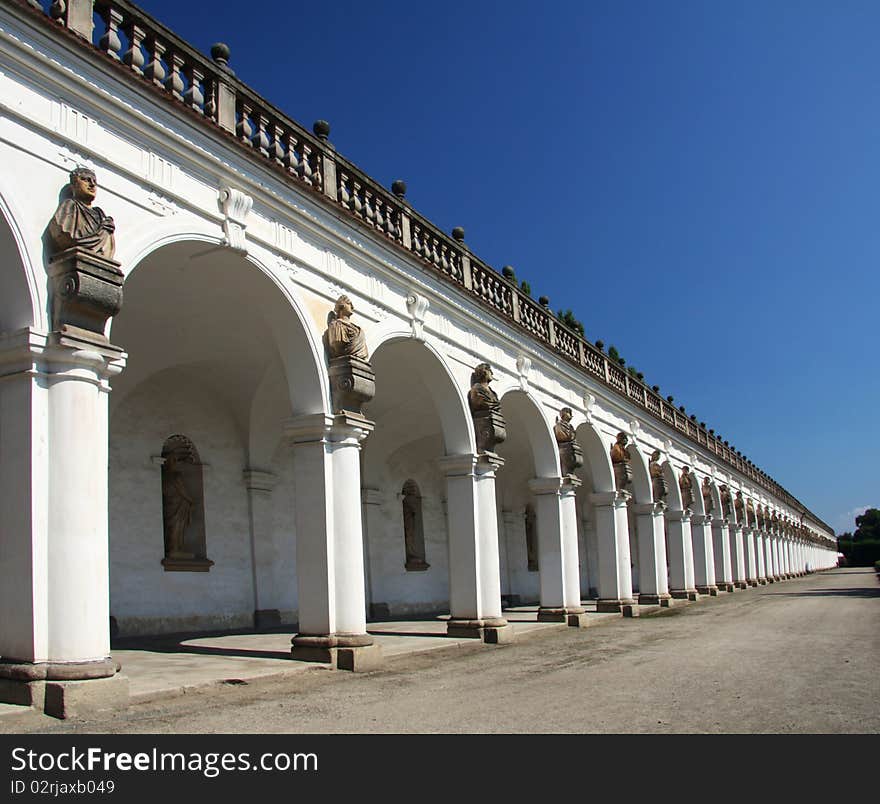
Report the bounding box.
[159,434,212,571]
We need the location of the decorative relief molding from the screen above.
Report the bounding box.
[51,102,90,144]
[274,221,300,254]
[142,151,175,188]
[276,255,298,277]
[516,354,532,391]
[219,186,253,252]
[324,249,344,277]
[406,292,429,340]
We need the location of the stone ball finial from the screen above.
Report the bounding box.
[391,179,407,199]
[211,43,231,69]
[313,120,331,140]
[501,265,515,279]
[451,226,465,242]
[538,295,549,307]
[652,385,660,393]
[595,340,604,350]
[667,395,674,402]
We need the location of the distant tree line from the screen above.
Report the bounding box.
[837,508,880,567]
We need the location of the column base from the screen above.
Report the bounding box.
[734,581,748,589]
[0,674,130,720]
[638,593,673,607]
[757,577,768,585]
[696,585,719,596]
[0,657,118,682]
[748,580,759,587]
[447,618,514,643]
[537,607,588,627]
[717,582,735,592]
[670,590,699,601]
[291,633,381,671]
[595,599,637,613]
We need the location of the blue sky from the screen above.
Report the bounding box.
[134,0,877,534]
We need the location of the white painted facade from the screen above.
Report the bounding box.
[0,2,836,706]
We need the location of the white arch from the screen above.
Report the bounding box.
[0,183,43,332]
[575,422,615,493]
[109,231,329,418]
[498,388,560,478]
[369,329,475,456]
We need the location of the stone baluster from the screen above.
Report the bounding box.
[183,65,204,113]
[164,50,184,101]
[98,5,123,60]
[301,142,315,186]
[253,114,270,156]
[284,133,301,177]
[271,123,285,166]
[237,100,253,146]
[121,21,145,75]
[143,35,166,87]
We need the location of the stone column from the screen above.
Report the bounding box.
[531,477,586,626]
[634,502,671,606]
[764,534,776,582]
[243,469,280,629]
[712,517,735,592]
[590,491,636,612]
[287,413,381,671]
[755,531,768,583]
[745,528,759,586]
[691,514,718,596]
[667,510,698,600]
[0,330,128,716]
[731,523,748,589]
[439,453,511,643]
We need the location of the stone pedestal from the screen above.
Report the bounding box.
[47,247,124,356]
[472,409,506,453]
[328,355,375,414]
[290,635,383,671]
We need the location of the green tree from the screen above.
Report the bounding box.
[556,309,585,337]
[853,508,880,540]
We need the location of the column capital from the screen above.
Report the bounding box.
[633,501,666,516]
[589,490,630,508]
[437,452,477,477]
[667,509,691,523]
[691,514,712,525]
[475,452,505,475]
[284,412,374,445]
[529,476,563,495]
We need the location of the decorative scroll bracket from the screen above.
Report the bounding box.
[219,186,253,252]
[405,292,429,340]
[516,354,532,391]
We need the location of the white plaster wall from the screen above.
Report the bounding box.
[364,437,450,616]
[499,509,540,604]
[109,370,256,634]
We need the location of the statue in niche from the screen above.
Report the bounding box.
[162,453,195,561]
[649,450,667,502]
[610,432,632,490]
[48,167,116,258]
[326,294,368,360]
[734,490,745,524]
[679,467,694,510]
[160,435,212,571]
[702,476,714,514]
[746,498,756,527]
[771,511,779,532]
[554,407,583,476]
[468,362,506,452]
[525,504,539,572]
[401,479,429,571]
[720,484,732,518]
